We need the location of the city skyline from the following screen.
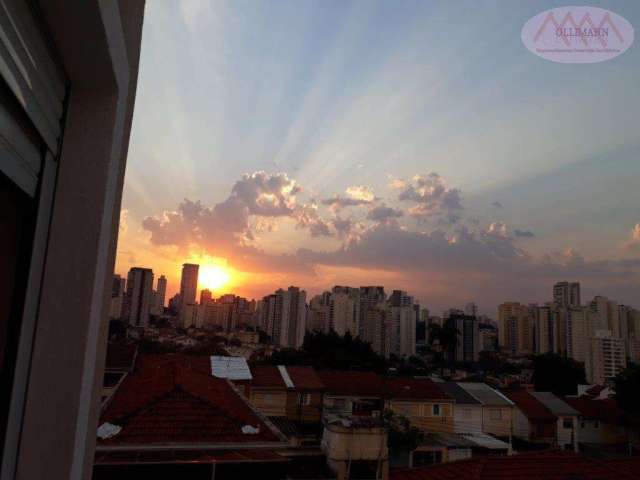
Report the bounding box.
[115,1,640,313]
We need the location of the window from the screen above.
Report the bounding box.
[562,418,573,429]
[413,451,442,467]
[594,420,599,429]
[263,394,273,404]
[299,393,311,406]
[489,409,502,420]
[432,404,440,416]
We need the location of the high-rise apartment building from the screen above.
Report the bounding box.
[307,293,331,333]
[329,286,360,336]
[498,302,533,354]
[446,313,479,362]
[587,331,626,385]
[150,274,167,316]
[262,287,307,348]
[553,281,581,308]
[533,305,556,354]
[359,286,386,341]
[179,263,199,310]
[200,289,212,306]
[125,268,154,328]
[362,304,389,357]
[388,290,416,358]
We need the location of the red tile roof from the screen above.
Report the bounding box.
[317,371,386,397]
[383,377,452,401]
[390,450,640,480]
[247,365,287,389]
[94,448,288,465]
[563,397,626,425]
[285,366,325,391]
[501,389,557,421]
[99,354,282,446]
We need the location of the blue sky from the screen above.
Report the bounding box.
[117,1,640,313]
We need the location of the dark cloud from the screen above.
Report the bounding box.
[321,195,372,211]
[366,204,404,223]
[492,201,503,208]
[514,229,535,238]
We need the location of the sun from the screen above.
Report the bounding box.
[199,264,232,292]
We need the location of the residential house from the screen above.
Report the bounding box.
[383,378,454,433]
[529,391,579,451]
[94,354,289,479]
[237,365,289,417]
[437,382,483,434]
[564,396,628,446]
[502,389,558,446]
[318,371,386,418]
[283,366,326,425]
[457,383,514,439]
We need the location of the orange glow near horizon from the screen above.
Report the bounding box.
[185,253,238,294]
[199,264,231,292]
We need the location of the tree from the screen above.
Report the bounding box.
[263,331,387,372]
[531,353,586,396]
[614,363,640,419]
[382,409,424,451]
[427,322,460,375]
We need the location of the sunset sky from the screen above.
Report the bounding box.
[115,0,640,315]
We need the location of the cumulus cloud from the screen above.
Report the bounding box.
[321,185,377,212]
[624,224,640,251]
[142,172,312,273]
[366,204,404,223]
[485,222,508,239]
[346,185,376,202]
[394,172,463,222]
[514,229,536,238]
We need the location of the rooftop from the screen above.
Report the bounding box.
[98,354,284,447]
[530,391,580,417]
[457,382,514,407]
[317,370,386,397]
[501,389,556,422]
[384,377,452,401]
[563,397,625,425]
[390,450,640,480]
[438,382,482,405]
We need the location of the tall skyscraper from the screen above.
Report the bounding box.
[587,331,626,385]
[179,263,199,309]
[150,275,167,316]
[262,287,307,348]
[497,302,533,355]
[307,293,331,333]
[553,281,581,308]
[445,313,479,362]
[359,286,386,339]
[388,290,416,358]
[124,267,154,328]
[329,286,360,336]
